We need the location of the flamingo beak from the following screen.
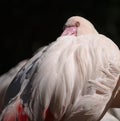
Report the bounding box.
[61,26,77,36]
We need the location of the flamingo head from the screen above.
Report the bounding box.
[62,16,98,36]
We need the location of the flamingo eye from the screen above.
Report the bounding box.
[75,21,80,27]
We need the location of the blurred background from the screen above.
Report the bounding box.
[0,0,120,75]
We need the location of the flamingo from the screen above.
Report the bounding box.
[0,16,120,121]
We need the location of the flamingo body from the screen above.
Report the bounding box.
[0,16,120,121]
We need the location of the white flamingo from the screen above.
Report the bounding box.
[0,16,120,121]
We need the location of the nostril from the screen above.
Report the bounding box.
[75,22,80,27]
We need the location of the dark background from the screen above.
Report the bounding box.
[0,0,120,75]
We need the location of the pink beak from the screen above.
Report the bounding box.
[61,26,77,36]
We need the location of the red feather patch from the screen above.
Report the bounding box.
[3,101,29,121]
[44,108,55,121]
[17,103,29,121]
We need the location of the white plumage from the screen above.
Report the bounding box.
[0,16,120,121]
